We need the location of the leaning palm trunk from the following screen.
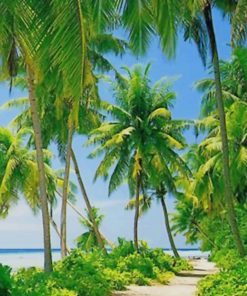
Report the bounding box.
[26,65,53,272]
[203,1,245,257]
[134,174,141,250]
[71,149,107,254]
[191,221,217,249]
[160,197,180,258]
[60,124,73,257]
[49,206,70,254]
[56,189,115,249]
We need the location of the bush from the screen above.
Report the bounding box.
[12,267,78,296]
[12,250,111,296]
[54,250,111,296]
[131,270,150,286]
[117,253,155,278]
[197,256,247,296]
[154,269,174,284]
[103,268,129,291]
[210,248,241,269]
[0,264,12,296]
[2,241,192,295]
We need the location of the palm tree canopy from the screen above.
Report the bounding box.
[88,64,189,197]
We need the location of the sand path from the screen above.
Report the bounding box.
[113,259,218,296]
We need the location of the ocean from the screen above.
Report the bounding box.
[0,249,209,270]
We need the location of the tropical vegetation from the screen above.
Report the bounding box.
[0,1,246,295]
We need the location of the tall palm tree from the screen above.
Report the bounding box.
[198,101,247,206]
[0,95,110,255]
[0,1,55,270]
[88,64,188,250]
[117,0,246,256]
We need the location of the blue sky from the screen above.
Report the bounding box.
[0,9,231,250]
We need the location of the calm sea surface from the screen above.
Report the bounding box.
[0,249,209,270]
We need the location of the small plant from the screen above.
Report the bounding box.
[0,264,12,296]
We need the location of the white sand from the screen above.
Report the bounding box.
[113,259,218,296]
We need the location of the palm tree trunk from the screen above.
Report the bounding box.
[134,174,141,250]
[160,196,180,258]
[71,148,107,254]
[203,2,245,257]
[56,189,115,249]
[26,65,53,272]
[60,124,73,258]
[191,221,217,249]
[49,206,70,254]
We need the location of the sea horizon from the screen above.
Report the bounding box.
[0,247,201,253]
[0,248,209,270]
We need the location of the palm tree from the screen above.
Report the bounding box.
[1,0,96,267]
[117,0,246,256]
[198,101,247,207]
[156,184,180,258]
[172,193,218,249]
[0,127,59,223]
[0,1,54,269]
[0,96,110,254]
[76,207,105,252]
[88,64,188,250]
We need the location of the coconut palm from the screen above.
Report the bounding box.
[172,194,218,249]
[198,101,247,205]
[175,100,247,253]
[117,0,246,256]
[0,94,111,255]
[0,17,127,255]
[0,0,120,264]
[76,207,105,252]
[88,64,189,250]
[0,0,56,270]
[0,126,60,220]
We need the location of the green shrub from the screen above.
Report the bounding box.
[13,250,111,296]
[54,250,111,296]
[172,257,193,272]
[7,242,192,295]
[110,238,135,258]
[13,267,74,296]
[211,248,241,269]
[131,270,150,286]
[197,260,247,296]
[154,270,174,284]
[103,268,130,290]
[145,248,174,271]
[117,252,155,278]
[0,264,12,296]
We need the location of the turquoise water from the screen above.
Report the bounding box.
[0,249,209,270]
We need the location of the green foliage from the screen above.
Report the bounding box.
[197,260,247,296]
[0,264,12,296]
[102,239,192,288]
[154,270,174,285]
[103,268,129,291]
[54,250,110,296]
[11,250,110,296]
[0,242,192,295]
[110,238,136,259]
[117,253,155,278]
[76,207,104,252]
[89,64,188,198]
